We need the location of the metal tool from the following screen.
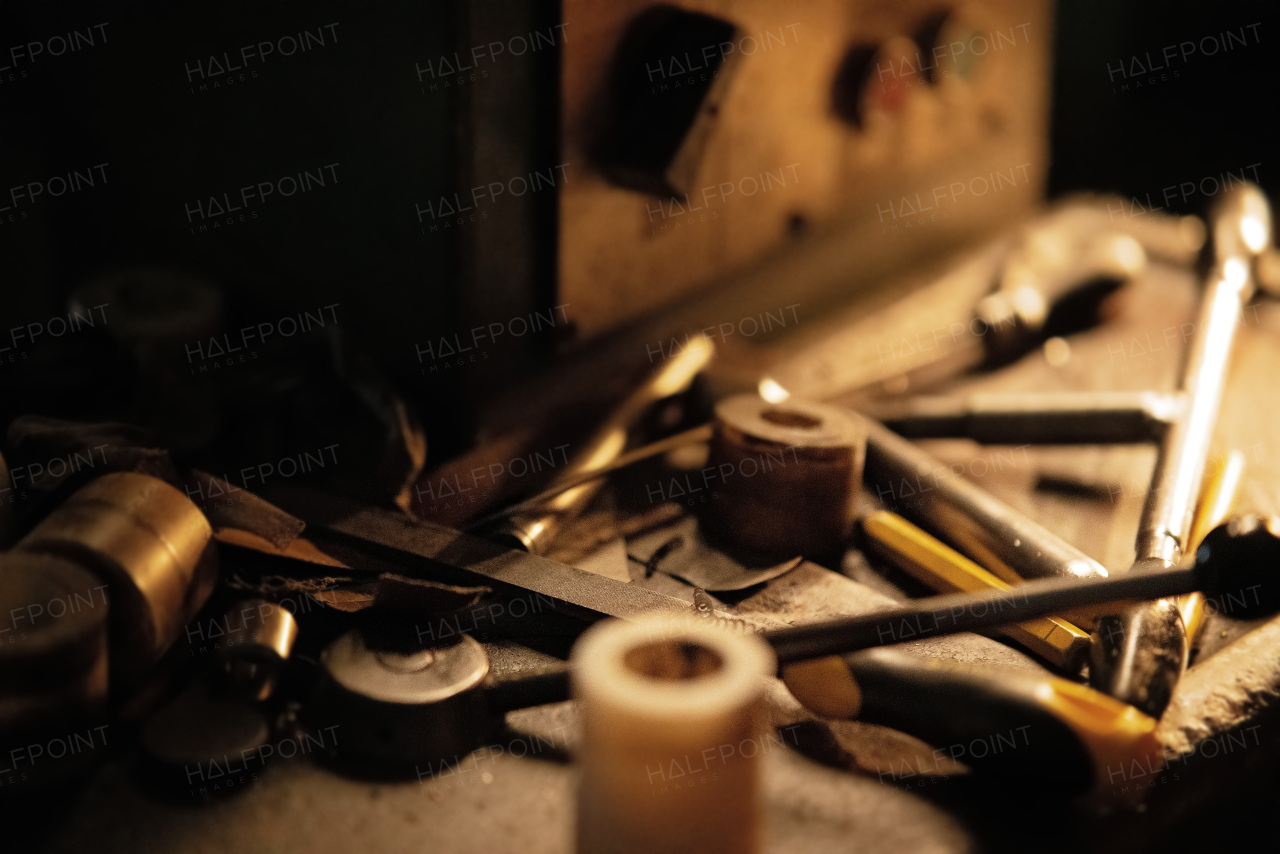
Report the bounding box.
[760,202,1150,402]
[486,334,714,554]
[764,521,1280,663]
[279,491,1280,789]
[279,490,1280,661]
[466,424,714,531]
[277,488,750,627]
[301,510,1276,794]
[474,397,1115,595]
[858,450,1244,671]
[860,413,1109,587]
[861,511,1091,670]
[864,390,1184,444]
[1092,184,1272,717]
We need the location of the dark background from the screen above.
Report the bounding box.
[0,0,1276,466]
[1049,0,1275,202]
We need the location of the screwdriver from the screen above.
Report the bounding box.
[861,511,1091,670]
[781,646,1161,795]
[859,448,1242,672]
[1091,184,1272,718]
[762,514,1280,664]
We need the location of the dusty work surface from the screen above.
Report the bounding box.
[28,262,1280,853]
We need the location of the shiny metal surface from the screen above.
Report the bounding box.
[1095,184,1273,717]
[15,472,216,687]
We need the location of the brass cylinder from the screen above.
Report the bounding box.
[0,551,111,727]
[16,472,215,686]
[0,551,111,790]
[215,599,299,701]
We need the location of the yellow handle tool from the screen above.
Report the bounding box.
[862,511,1091,671]
[781,646,1162,796]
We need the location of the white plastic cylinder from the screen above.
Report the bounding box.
[572,613,775,854]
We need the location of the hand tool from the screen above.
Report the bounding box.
[276,488,749,627]
[485,334,714,555]
[466,424,715,531]
[764,519,1278,663]
[780,646,1161,795]
[861,511,1091,670]
[859,412,1110,590]
[863,390,1184,445]
[279,491,1280,792]
[476,392,1115,596]
[858,448,1243,671]
[1092,184,1272,718]
[283,490,1280,666]
[760,206,1148,402]
[285,485,1160,649]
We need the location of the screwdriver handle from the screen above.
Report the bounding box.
[781,647,1161,794]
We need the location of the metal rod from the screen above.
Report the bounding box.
[764,566,1198,665]
[1093,184,1272,718]
[860,414,1110,585]
[485,669,573,713]
[490,336,716,553]
[1135,192,1267,565]
[466,423,714,530]
[865,390,1184,444]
